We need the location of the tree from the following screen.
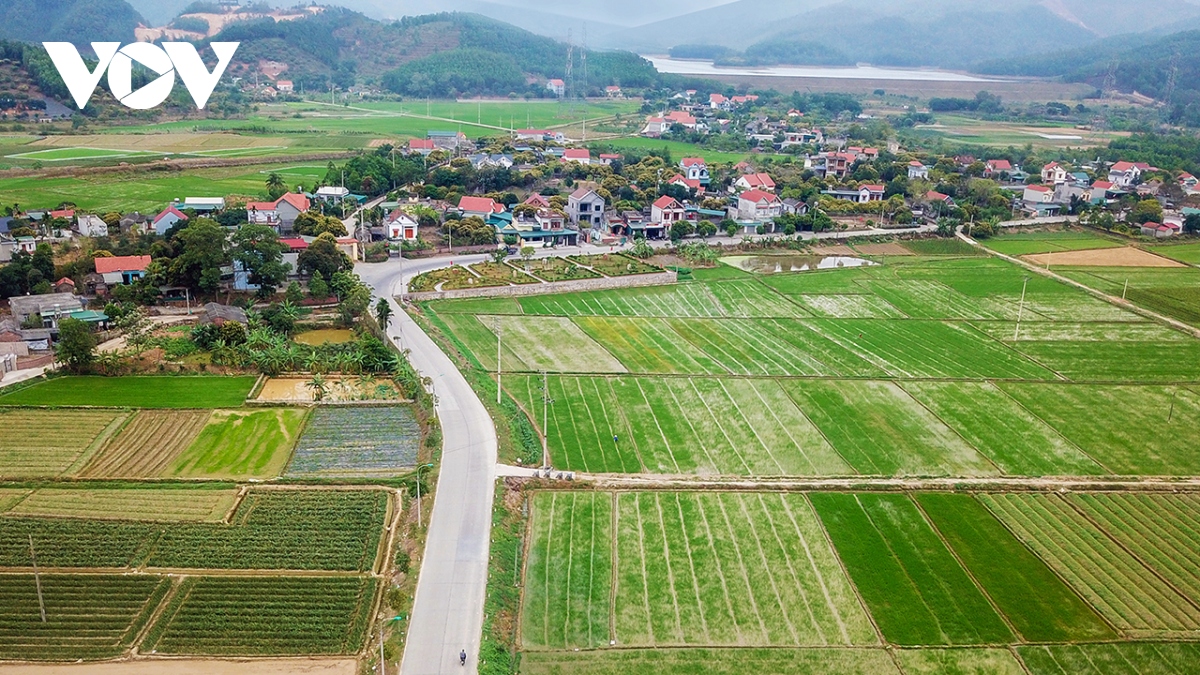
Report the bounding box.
[724,220,739,237]
[285,281,304,305]
[490,248,509,264]
[55,318,96,372]
[628,237,654,259]
[520,246,535,265]
[298,233,352,280]
[232,224,290,298]
[308,271,330,300]
[669,220,693,243]
[294,212,348,237]
[696,220,717,239]
[1130,199,1164,225]
[1185,213,1200,235]
[266,172,287,200]
[375,298,393,331]
[115,307,153,354]
[169,219,230,295]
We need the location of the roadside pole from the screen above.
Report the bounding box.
[495,317,502,405]
[1014,277,1029,341]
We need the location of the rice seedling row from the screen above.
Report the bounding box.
[979,494,1200,636]
[1017,642,1200,675]
[80,410,211,478]
[0,410,126,478]
[518,647,901,675]
[165,408,309,480]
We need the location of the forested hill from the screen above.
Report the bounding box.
[0,0,143,43]
[978,30,1200,126]
[209,10,664,98]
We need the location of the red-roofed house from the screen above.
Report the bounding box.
[709,93,728,109]
[458,196,505,220]
[642,116,669,137]
[605,85,622,98]
[926,190,955,205]
[737,189,782,220]
[280,238,309,252]
[276,80,294,93]
[598,153,621,166]
[1023,185,1054,204]
[95,255,151,285]
[679,157,710,185]
[1180,172,1199,195]
[859,184,886,202]
[54,277,76,294]
[664,110,697,128]
[652,195,685,224]
[152,206,188,235]
[546,79,565,96]
[984,159,1013,177]
[1108,161,1153,187]
[1141,221,1181,238]
[49,209,74,220]
[668,174,703,193]
[247,193,311,234]
[908,161,929,180]
[1042,162,1069,185]
[562,148,591,165]
[524,194,552,208]
[408,138,436,155]
[734,173,776,192]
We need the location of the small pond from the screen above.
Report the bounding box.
[721,255,878,274]
[293,329,356,346]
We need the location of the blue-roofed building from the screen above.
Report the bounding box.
[496,209,578,246]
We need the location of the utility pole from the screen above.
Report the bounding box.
[1014,277,1029,341]
[541,370,551,465]
[379,629,386,675]
[1169,389,1178,423]
[29,535,45,623]
[495,317,502,405]
[1123,279,1129,300]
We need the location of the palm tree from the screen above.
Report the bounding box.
[374,299,393,331]
[307,373,329,402]
[266,172,286,198]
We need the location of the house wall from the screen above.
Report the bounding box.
[404,270,677,302]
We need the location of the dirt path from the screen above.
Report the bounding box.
[581,474,1200,492]
[0,659,356,675]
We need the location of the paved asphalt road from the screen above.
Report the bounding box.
[358,258,498,675]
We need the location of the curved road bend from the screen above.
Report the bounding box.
[358,257,496,675]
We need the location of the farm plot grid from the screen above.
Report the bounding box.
[0,410,127,478]
[520,490,1200,668]
[286,406,421,477]
[0,489,388,571]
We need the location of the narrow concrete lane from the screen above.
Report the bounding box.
[357,258,497,675]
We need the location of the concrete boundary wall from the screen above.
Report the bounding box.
[402,270,677,302]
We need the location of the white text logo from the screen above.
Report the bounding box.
[42,42,240,110]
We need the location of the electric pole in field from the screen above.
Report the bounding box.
[1014,277,1029,341]
[495,317,502,405]
[29,535,45,623]
[540,371,552,466]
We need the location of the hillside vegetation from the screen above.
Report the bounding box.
[0,0,143,43]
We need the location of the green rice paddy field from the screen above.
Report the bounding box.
[518,490,1200,671]
[424,253,1200,477]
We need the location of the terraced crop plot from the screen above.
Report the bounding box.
[998,384,1200,475]
[569,253,661,277]
[985,231,1123,256]
[0,410,126,478]
[0,574,168,661]
[981,494,1200,637]
[523,492,877,649]
[1017,643,1200,675]
[81,410,212,478]
[165,408,308,479]
[143,576,375,655]
[8,488,238,522]
[286,406,421,476]
[0,489,387,571]
[0,488,30,511]
[0,376,256,408]
[505,375,850,475]
[484,315,627,373]
[809,493,1013,646]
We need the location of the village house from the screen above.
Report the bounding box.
[96,255,152,286]
[651,196,686,225]
[821,153,858,179]
[605,85,622,98]
[734,173,776,192]
[427,131,470,152]
[679,157,710,186]
[1179,172,1199,195]
[562,148,591,165]
[523,194,552,209]
[1023,185,1055,205]
[737,189,783,221]
[1090,181,1116,204]
[1142,222,1181,238]
[598,154,621,166]
[247,193,311,234]
[181,197,225,213]
[984,159,1013,178]
[276,80,294,93]
[385,210,419,241]
[642,116,669,137]
[458,196,505,220]
[908,161,930,180]
[503,208,578,246]
[9,293,86,329]
[546,79,565,97]
[151,206,188,236]
[315,186,351,202]
[1108,161,1151,188]
[75,214,109,238]
[668,174,703,194]
[1042,162,1070,185]
[567,188,605,230]
[407,138,436,156]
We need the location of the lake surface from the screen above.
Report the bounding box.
[722,255,878,274]
[646,56,998,82]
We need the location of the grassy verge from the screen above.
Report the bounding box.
[479,480,525,675]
